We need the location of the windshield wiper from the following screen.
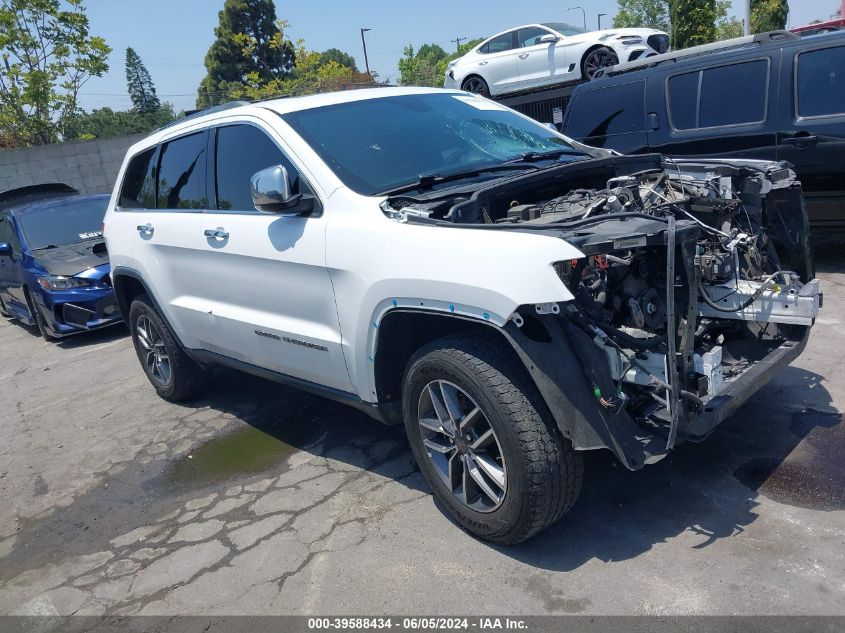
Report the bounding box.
[509,148,585,163]
[33,244,59,250]
[379,164,539,196]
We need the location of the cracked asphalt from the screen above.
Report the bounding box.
[0,253,843,617]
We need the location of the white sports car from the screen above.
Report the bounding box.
[444,23,669,97]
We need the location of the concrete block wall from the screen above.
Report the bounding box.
[0,133,146,196]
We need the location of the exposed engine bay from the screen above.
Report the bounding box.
[383,154,822,465]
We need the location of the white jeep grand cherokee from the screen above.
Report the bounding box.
[104,87,821,544]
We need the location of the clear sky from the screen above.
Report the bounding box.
[79,0,840,113]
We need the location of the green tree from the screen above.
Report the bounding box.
[228,38,374,101]
[669,0,717,49]
[125,47,160,114]
[196,0,295,108]
[398,43,450,87]
[751,0,789,32]
[0,0,111,146]
[64,103,177,140]
[613,0,670,31]
[318,48,357,71]
[715,0,743,40]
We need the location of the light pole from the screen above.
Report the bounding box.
[598,13,607,30]
[566,6,586,31]
[360,27,372,77]
[743,0,751,36]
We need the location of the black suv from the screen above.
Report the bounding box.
[561,31,845,229]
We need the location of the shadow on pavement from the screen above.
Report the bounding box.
[54,323,128,348]
[499,365,842,570]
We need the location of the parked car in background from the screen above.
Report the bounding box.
[0,184,121,341]
[444,23,669,97]
[104,88,818,543]
[791,18,845,37]
[561,30,845,230]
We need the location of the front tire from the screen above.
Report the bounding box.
[24,288,54,342]
[402,332,583,544]
[461,76,491,98]
[581,46,619,80]
[129,294,207,402]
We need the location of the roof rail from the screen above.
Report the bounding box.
[156,101,249,133]
[599,30,799,78]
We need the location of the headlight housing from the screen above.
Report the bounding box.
[37,275,94,291]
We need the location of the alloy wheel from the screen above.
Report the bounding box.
[583,48,619,79]
[462,77,489,96]
[417,380,506,512]
[136,315,171,386]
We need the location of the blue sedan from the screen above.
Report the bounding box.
[0,186,122,341]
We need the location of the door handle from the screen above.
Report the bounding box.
[204,228,229,240]
[518,53,529,59]
[781,135,818,147]
[136,223,154,235]
[478,61,488,66]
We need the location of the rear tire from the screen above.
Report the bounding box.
[402,332,583,544]
[461,76,491,98]
[129,293,207,402]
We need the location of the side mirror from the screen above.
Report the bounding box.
[250,165,313,214]
[539,33,559,44]
[0,242,12,258]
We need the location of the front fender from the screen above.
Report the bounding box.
[325,189,584,402]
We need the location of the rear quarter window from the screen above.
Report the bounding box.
[118,147,158,209]
[565,81,646,139]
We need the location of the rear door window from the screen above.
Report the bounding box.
[213,124,305,211]
[156,131,208,210]
[667,59,769,130]
[566,81,646,138]
[796,45,845,118]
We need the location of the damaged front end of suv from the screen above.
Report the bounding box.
[383,154,821,469]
